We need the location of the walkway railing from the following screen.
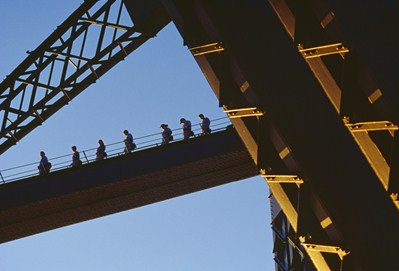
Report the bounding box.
[0,117,231,184]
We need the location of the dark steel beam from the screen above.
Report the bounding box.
[269,0,399,211]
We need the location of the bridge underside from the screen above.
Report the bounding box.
[161,0,399,270]
[1,0,399,269]
[0,129,257,244]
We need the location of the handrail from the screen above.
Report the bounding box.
[0,117,231,184]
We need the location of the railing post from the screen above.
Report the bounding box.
[0,171,5,184]
[82,151,89,163]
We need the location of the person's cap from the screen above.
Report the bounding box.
[160,124,167,128]
[180,118,185,123]
[123,130,128,133]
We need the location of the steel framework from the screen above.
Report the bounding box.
[268,0,399,212]
[161,0,399,270]
[0,0,169,155]
[1,0,399,270]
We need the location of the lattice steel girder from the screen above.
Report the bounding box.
[0,0,170,155]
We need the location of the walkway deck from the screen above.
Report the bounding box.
[0,128,257,243]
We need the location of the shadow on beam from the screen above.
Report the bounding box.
[0,128,257,243]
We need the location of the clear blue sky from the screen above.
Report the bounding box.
[0,1,274,270]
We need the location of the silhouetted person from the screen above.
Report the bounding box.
[160,124,173,144]
[180,118,192,140]
[96,139,107,161]
[123,130,135,153]
[199,114,211,135]
[71,146,82,167]
[38,151,51,175]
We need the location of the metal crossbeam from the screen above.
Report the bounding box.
[224,107,264,118]
[0,0,167,155]
[298,43,349,59]
[346,121,398,133]
[263,175,304,184]
[302,243,349,259]
[189,42,224,56]
[81,19,131,30]
[301,242,350,270]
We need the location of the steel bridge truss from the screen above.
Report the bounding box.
[0,0,164,155]
[1,0,398,270]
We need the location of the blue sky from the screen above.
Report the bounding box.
[0,1,274,270]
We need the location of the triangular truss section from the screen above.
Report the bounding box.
[0,0,169,155]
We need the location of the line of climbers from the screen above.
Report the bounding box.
[38,114,211,175]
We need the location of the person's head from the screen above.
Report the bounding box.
[198,114,204,119]
[40,151,45,157]
[160,124,168,129]
[72,146,77,152]
[180,118,186,124]
[123,130,129,135]
[98,139,104,145]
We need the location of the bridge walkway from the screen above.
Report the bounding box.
[0,127,258,244]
